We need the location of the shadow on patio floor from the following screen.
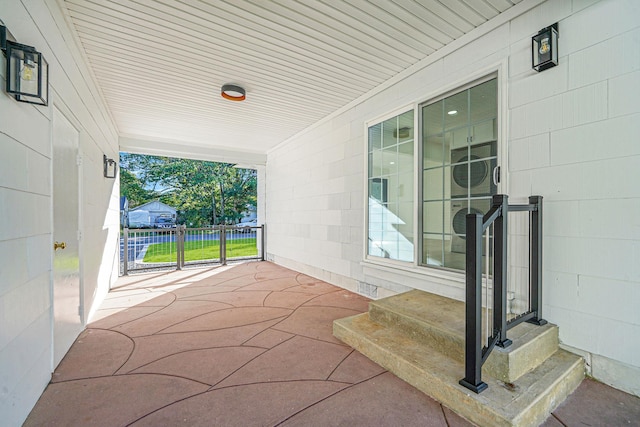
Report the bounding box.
[24,261,639,426]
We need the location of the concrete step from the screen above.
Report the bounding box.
[368,290,559,383]
[334,312,584,427]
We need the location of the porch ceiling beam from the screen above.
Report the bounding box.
[119,135,266,167]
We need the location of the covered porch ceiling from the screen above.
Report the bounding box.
[61,0,526,164]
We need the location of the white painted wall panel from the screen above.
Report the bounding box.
[568,28,640,90]
[0,134,29,191]
[0,311,52,426]
[609,70,640,117]
[1,1,119,424]
[562,0,640,54]
[551,114,640,165]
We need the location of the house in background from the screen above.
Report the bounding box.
[1,0,639,425]
[239,204,257,223]
[119,196,128,228]
[129,200,176,227]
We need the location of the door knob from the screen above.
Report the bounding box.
[54,241,66,251]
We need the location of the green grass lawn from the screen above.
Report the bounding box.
[143,237,258,262]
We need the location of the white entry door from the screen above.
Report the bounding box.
[52,107,83,367]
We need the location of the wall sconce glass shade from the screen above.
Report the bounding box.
[103,155,117,178]
[532,23,558,72]
[6,41,48,105]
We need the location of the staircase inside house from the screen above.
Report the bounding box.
[334,290,584,427]
[335,195,585,426]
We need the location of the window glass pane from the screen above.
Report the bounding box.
[382,146,397,176]
[368,123,382,152]
[371,149,383,177]
[397,172,413,204]
[382,117,398,148]
[398,110,414,143]
[369,178,388,204]
[398,142,413,172]
[367,109,414,262]
[397,202,414,241]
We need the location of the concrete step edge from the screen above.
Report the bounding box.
[368,291,560,382]
[333,313,584,427]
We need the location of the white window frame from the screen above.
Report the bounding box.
[361,60,509,292]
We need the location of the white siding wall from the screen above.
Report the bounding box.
[0,2,119,425]
[266,0,640,395]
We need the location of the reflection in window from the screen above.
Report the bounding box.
[367,110,414,262]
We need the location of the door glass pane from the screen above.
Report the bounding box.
[423,168,443,201]
[444,91,468,132]
[421,78,498,270]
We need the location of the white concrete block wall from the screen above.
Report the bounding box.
[0,2,119,424]
[266,0,640,395]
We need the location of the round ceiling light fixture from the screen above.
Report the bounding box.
[221,84,246,101]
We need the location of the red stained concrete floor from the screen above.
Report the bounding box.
[24,261,640,426]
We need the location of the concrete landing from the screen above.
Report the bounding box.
[334,290,585,427]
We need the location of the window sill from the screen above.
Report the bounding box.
[360,258,466,300]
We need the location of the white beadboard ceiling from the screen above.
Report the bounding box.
[61,0,523,162]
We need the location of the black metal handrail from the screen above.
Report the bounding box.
[459,195,545,393]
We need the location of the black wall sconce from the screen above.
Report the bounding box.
[1,24,49,106]
[532,23,559,72]
[103,155,117,178]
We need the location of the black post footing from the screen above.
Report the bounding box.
[497,338,513,349]
[527,318,548,326]
[459,379,488,394]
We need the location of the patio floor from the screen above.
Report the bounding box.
[25,261,640,426]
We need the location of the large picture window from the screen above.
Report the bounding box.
[420,78,498,271]
[367,110,414,262]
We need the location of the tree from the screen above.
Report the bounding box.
[119,168,156,208]
[119,153,257,226]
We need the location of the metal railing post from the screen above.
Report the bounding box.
[459,212,487,394]
[176,225,183,270]
[528,196,546,325]
[493,195,512,348]
[260,225,265,261]
[220,225,227,266]
[123,228,129,276]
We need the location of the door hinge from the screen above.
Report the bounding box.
[77,230,82,241]
[76,155,83,166]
